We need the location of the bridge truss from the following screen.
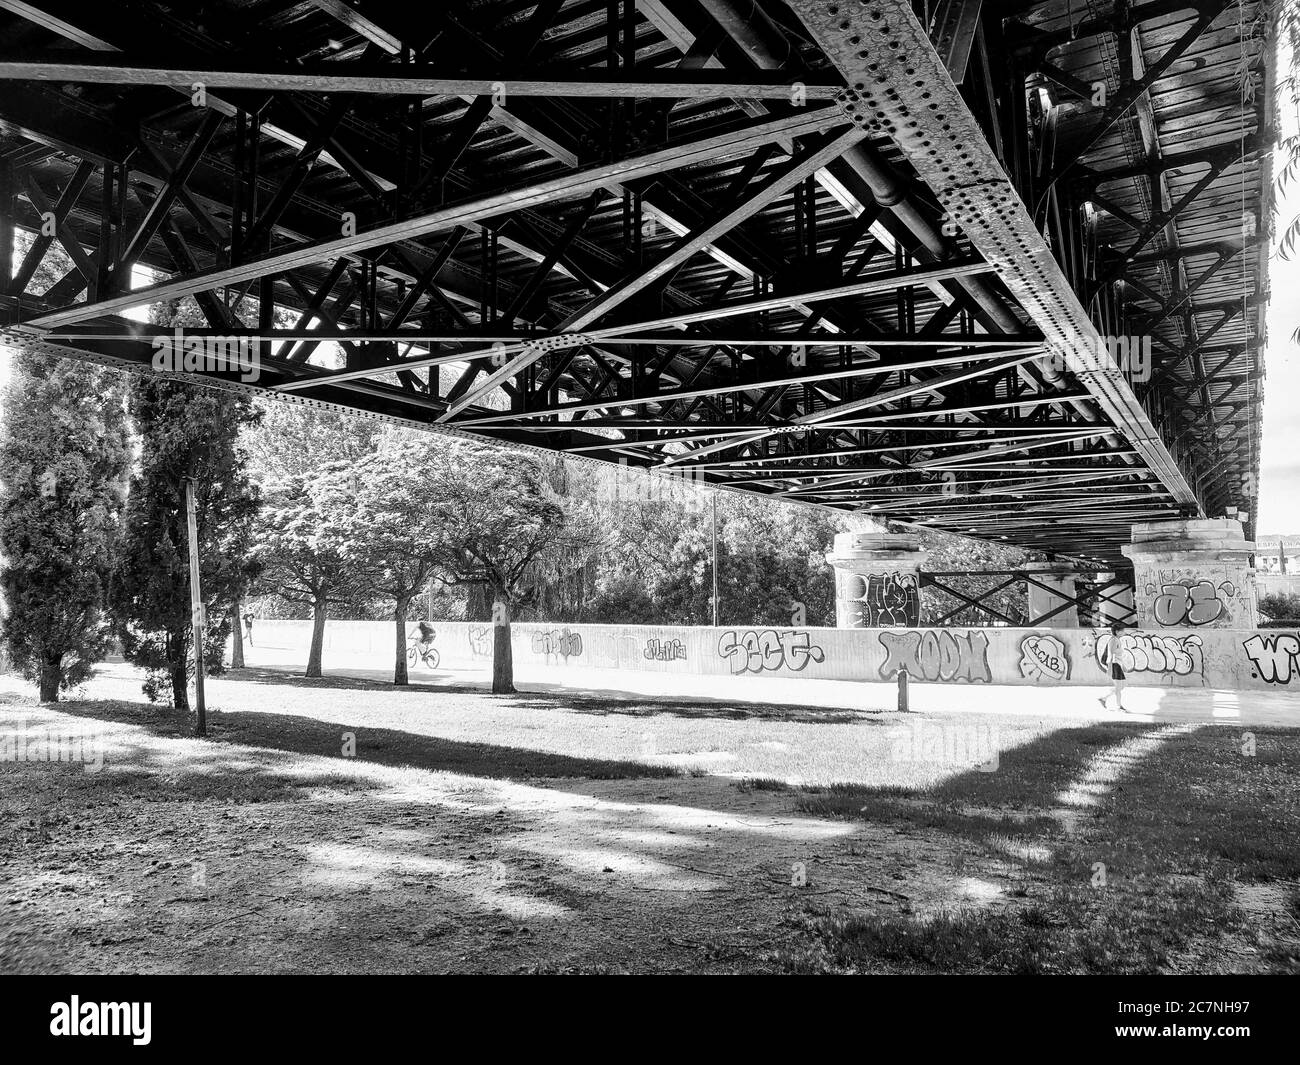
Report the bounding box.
[0,0,1273,563]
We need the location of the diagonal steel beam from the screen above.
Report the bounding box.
[22,107,842,330]
[783,0,1198,509]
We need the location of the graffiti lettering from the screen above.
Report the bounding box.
[843,572,920,626]
[717,629,826,675]
[467,625,492,659]
[878,630,990,683]
[1242,633,1300,685]
[1019,634,1070,682]
[1149,578,1234,627]
[644,638,687,662]
[587,630,639,664]
[531,628,582,662]
[1095,631,1203,677]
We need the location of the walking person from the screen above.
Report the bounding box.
[1099,623,1128,712]
[243,612,254,647]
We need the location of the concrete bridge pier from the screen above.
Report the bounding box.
[1023,561,1083,627]
[1095,575,1137,627]
[825,532,925,628]
[1122,518,1258,630]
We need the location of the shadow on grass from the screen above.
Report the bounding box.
[231,666,869,724]
[48,697,677,781]
[779,722,1300,974]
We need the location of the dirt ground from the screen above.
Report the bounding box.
[2,664,1297,974]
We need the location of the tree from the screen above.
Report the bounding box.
[428,441,601,693]
[254,469,370,676]
[316,432,447,685]
[109,299,261,719]
[573,467,848,627]
[243,400,383,675]
[0,353,130,700]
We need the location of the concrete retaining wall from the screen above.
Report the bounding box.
[247,619,1300,692]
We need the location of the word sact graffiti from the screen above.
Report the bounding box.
[718,629,826,675]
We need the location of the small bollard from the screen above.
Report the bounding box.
[897,668,910,713]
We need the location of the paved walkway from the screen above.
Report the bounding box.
[235,638,1300,728]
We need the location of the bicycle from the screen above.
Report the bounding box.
[406,633,440,670]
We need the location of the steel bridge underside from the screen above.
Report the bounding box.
[0,0,1271,563]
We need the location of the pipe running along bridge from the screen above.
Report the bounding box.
[0,0,1273,565]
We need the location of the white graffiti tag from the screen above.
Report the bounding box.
[1095,631,1203,677]
[1242,633,1300,685]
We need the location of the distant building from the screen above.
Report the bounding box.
[1255,535,1300,574]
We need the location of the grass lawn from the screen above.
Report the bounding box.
[777,723,1300,974]
[1,663,1298,974]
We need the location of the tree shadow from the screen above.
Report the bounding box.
[48,698,677,781]
[230,665,869,723]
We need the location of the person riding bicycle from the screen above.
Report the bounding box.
[416,621,436,648]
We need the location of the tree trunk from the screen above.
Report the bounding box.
[38,658,60,703]
[393,597,410,685]
[171,662,189,714]
[231,599,245,668]
[307,598,327,678]
[492,594,515,694]
[169,629,189,713]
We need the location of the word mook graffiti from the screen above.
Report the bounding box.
[1148,577,1234,627]
[1019,634,1070,682]
[878,630,990,683]
[531,628,583,662]
[1093,631,1203,677]
[644,638,687,662]
[843,572,920,626]
[718,630,826,675]
[1242,633,1300,685]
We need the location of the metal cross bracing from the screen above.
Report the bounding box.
[0,0,1271,565]
[919,568,1137,626]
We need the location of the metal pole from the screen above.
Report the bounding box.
[711,492,719,628]
[184,477,207,736]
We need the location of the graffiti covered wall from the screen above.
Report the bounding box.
[249,619,1300,692]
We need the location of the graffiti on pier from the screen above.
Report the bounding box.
[531,628,583,662]
[467,625,492,659]
[718,629,825,675]
[1243,633,1300,685]
[1093,630,1203,677]
[1019,634,1070,682]
[644,638,687,662]
[842,572,920,627]
[1148,577,1234,627]
[878,630,990,684]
